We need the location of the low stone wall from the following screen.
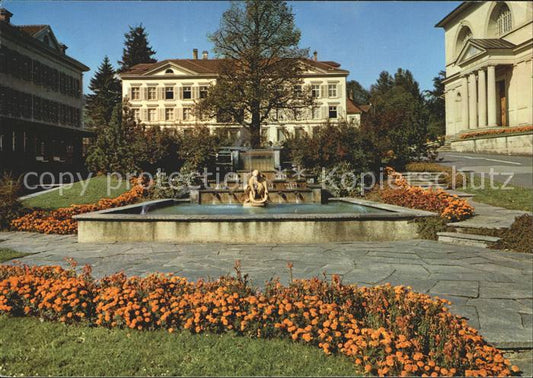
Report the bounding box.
[75,198,435,244]
[450,133,533,155]
[77,217,421,244]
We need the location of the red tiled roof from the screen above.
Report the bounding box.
[121,58,349,76]
[17,24,48,36]
[359,104,371,113]
[346,98,362,114]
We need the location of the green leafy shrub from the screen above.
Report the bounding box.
[495,214,533,253]
[405,162,469,189]
[283,121,376,173]
[413,216,449,240]
[0,173,24,230]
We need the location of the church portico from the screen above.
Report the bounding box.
[437,2,532,154]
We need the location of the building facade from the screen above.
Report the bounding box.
[119,50,363,145]
[0,8,90,177]
[436,2,532,140]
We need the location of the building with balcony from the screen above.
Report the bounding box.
[0,8,90,177]
[436,1,532,154]
[118,49,363,145]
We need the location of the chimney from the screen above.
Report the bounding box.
[202,50,208,60]
[193,48,198,60]
[0,8,13,24]
[59,43,68,55]
[313,51,317,61]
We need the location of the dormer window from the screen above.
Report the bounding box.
[165,69,174,74]
[43,36,50,46]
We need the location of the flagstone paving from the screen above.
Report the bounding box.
[1,231,532,367]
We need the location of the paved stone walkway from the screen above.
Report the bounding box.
[1,231,531,352]
[447,192,531,230]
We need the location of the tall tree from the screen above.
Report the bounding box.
[393,68,422,101]
[198,0,312,148]
[85,56,122,128]
[346,80,370,105]
[370,71,394,98]
[118,24,156,72]
[85,102,145,174]
[362,69,429,168]
[424,70,446,138]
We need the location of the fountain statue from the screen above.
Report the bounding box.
[243,169,269,207]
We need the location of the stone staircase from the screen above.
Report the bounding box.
[436,192,529,249]
[437,231,501,248]
[400,172,448,190]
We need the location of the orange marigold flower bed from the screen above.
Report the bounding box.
[377,168,474,222]
[10,184,146,234]
[0,264,519,377]
[460,126,533,140]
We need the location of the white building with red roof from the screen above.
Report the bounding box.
[118,49,362,145]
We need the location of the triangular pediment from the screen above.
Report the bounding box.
[300,61,329,75]
[34,27,61,52]
[456,40,486,65]
[145,62,199,76]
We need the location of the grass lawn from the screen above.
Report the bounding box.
[406,162,532,212]
[21,176,131,210]
[0,248,30,263]
[461,178,533,212]
[0,316,358,377]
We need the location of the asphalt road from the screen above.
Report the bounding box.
[438,152,533,188]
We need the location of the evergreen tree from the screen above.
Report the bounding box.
[362,69,429,168]
[424,70,446,138]
[86,102,145,174]
[118,24,157,72]
[370,71,394,98]
[393,68,422,101]
[85,56,122,128]
[346,80,370,105]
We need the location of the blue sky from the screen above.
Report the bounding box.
[2,0,460,93]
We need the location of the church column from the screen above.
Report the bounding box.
[468,73,477,129]
[477,69,487,127]
[487,65,497,127]
[461,76,469,130]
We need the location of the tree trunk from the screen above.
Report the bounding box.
[250,102,261,148]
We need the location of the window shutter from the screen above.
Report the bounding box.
[337,105,344,118]
[172,107,177,121]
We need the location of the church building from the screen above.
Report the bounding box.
[436,1,532,154]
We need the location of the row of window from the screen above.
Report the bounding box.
[129,83,340,101]
[130,85,209,101]
[0,86,81,127]
[131,105,340,123]
[0,131,74,160]
[0,46,82,98]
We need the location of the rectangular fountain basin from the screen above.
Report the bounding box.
[74,198,435,244]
